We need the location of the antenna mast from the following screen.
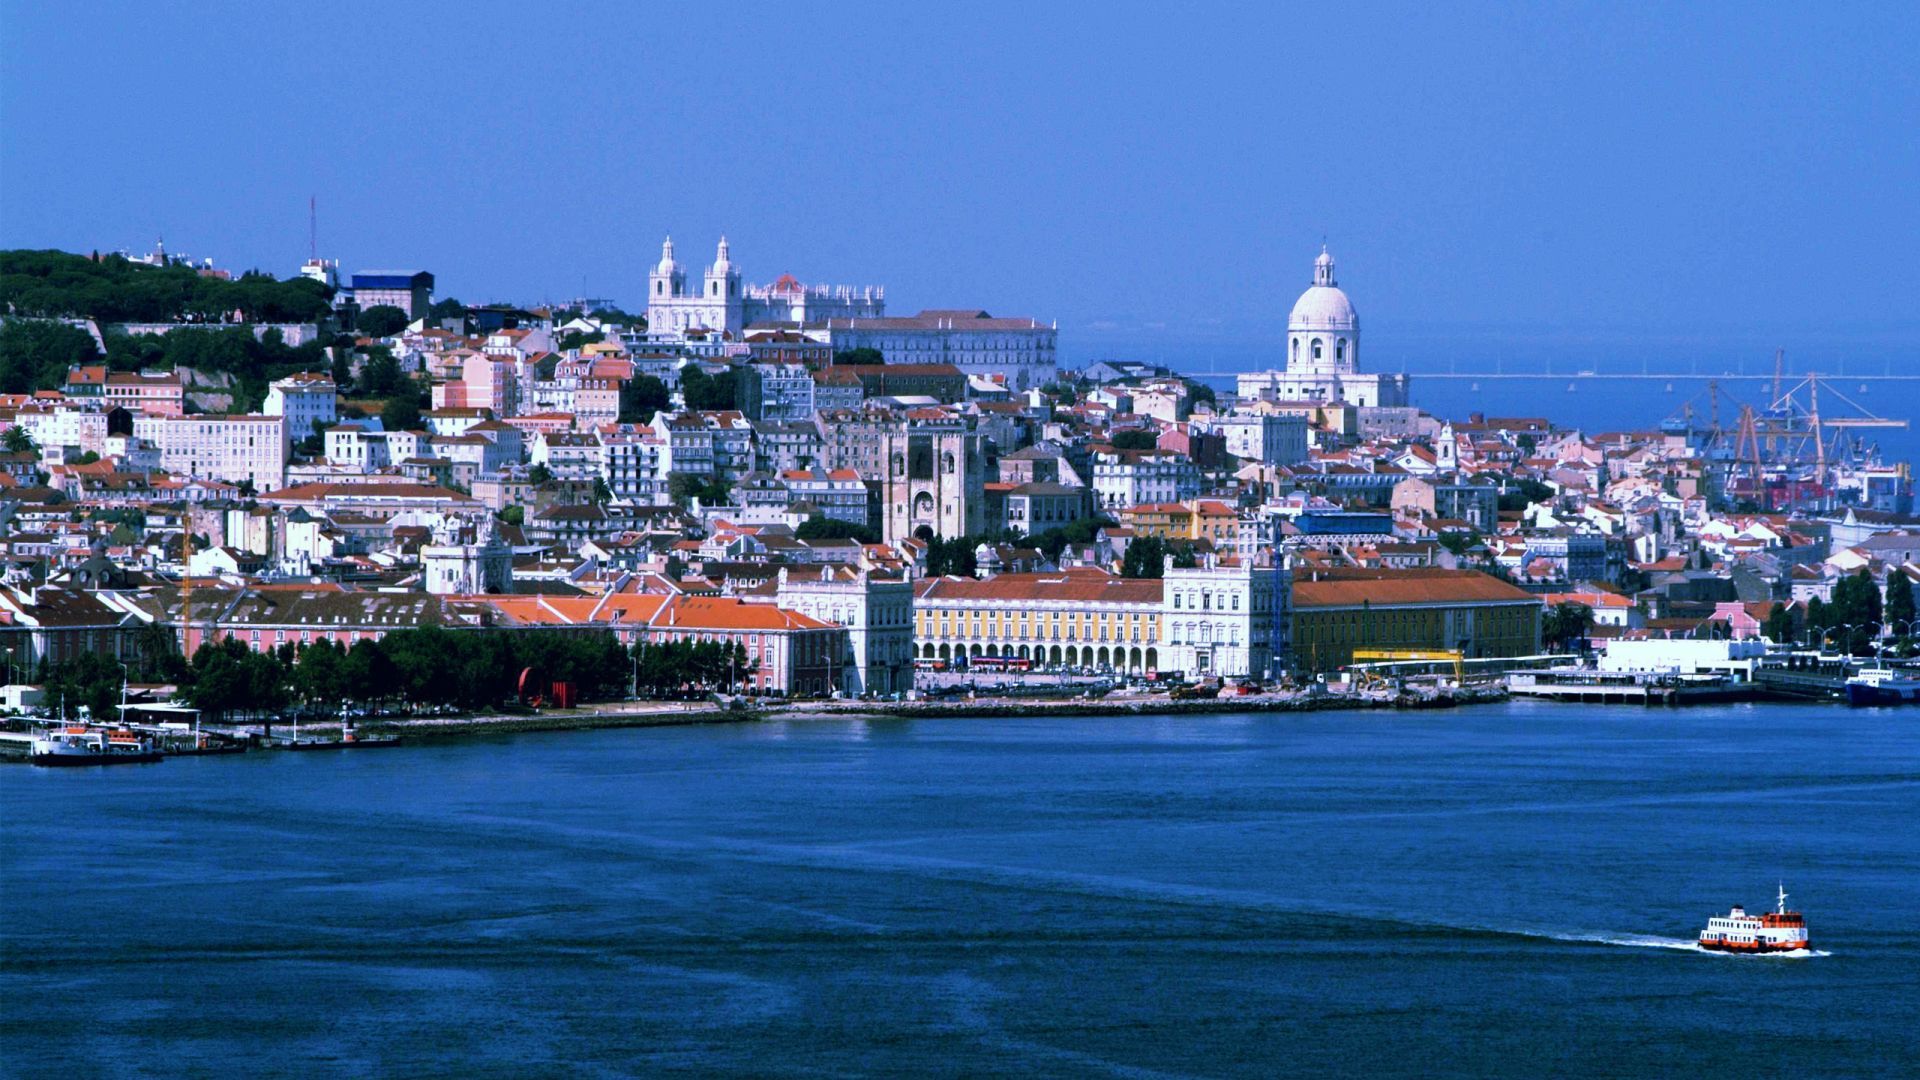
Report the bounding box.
[309,196,317,261]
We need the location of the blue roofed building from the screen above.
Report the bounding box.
[350,269,435,318]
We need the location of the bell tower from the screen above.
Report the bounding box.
[704,236,745,334]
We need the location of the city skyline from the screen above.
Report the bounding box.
[4,3,1917,366]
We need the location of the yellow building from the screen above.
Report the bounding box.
[1120,499,1241,547]
[1290,569,1540,674]
[914,568,1166,672]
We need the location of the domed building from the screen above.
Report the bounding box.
[1238,246,1409,409]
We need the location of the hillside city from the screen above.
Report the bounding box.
[0,239,1914,721]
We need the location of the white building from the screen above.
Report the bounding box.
[777,565,915,696]
[1091,448,1204,511]
[1236,247,1410,409]
[264,372,339,443]
[599,425,668,502]
[1210,413,1309,466]
[646,236,885,336]
[781,466,870,527]
[421,515,514,595]
[133,413,287,492]
[12,406,108,457]
[826,309,1057,392]
[740,361,816,421]
[531,432,604,483]
[325,423,422,473]
[1158,555,1287,680]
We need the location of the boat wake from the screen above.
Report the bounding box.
[1544,930,1828,957]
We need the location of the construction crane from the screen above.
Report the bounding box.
[1351,649,1466,681]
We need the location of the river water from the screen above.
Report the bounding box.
[3,701,1916,1077]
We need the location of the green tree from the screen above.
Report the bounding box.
[618,374,670,424]
[1762,602,1797,645]
[428,297,467,320]
[1025,517,1114,561]
[1497,479,1556,513]
[1121,535,1168,578]
[1185,380,1217,407]
[557,329,605,352]
[294,639,347,705]
[666,472,729,507]
[359,346,403,396]
[355,305,410,337]
[831,347,885,365]
[529,464,554,487]
[2,425,36,454]
[0,250,330,325]
[0,318,100,394]
[500,505,525,527]
[1887,568,1917,639]
[795,515,880,544]
[1109,429,1158,451]
[185,639,289,719]
[1542,601,1596,650]
[382,388,424,433]
[680,366,738,411]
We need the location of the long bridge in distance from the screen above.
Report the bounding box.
[1405,372,1920,381]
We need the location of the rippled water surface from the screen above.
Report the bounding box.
[3,701,1916,1077]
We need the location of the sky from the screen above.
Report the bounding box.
[3,2,1918,374]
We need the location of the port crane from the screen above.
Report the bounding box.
[1664,354,1909,510]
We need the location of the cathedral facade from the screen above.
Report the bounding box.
[645,236,884,336]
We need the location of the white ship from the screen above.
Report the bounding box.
[29,726,164,767]
[1697,884,1810,955]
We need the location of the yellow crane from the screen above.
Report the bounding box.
[1351,649,1465,681]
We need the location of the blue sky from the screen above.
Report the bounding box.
[3,2,1916,370]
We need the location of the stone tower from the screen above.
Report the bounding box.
[879,422,987,545]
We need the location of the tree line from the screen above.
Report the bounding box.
[31,625,765,722]
[1,249,333,325]
[1804,567,1915,655]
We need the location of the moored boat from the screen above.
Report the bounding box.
[29,726,165,767]
[1846,666,1920,706]
[1697,884,1809,954]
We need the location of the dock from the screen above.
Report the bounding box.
[1508,669,1756,705]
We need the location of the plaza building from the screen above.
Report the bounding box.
[1288,568,1540,675]
[911,557,1288,678]
[914,568,1167,674]
[775,564,916,696]
[1235,247,1410,409]
[1160,557,1289,680]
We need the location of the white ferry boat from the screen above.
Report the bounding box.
[29,726,164,767]
[1697,884,1809,954]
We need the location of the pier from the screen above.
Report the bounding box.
[1507,669,1755,705]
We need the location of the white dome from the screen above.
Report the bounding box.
[1289,285,1357,331]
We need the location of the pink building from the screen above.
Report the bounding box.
[104,371,186,417]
